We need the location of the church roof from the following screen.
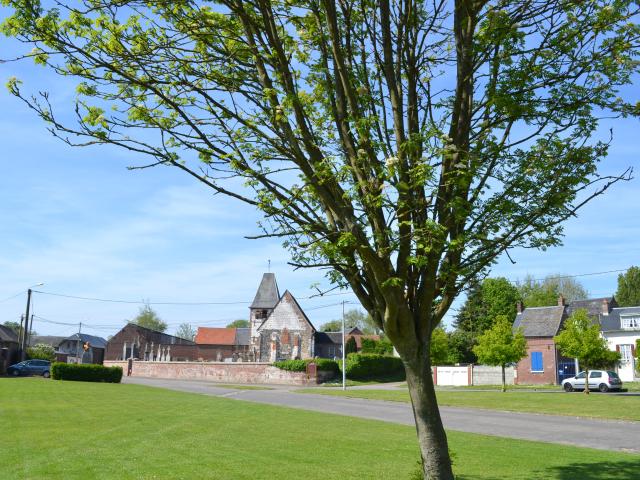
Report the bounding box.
[256,290,316,333]
[250,273,280,309]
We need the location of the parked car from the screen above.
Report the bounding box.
[562,370,622,393]
[6,360,51,378]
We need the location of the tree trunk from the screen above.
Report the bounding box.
[584,367,590,395]
[404,353,455,480]
[501,364,506,393]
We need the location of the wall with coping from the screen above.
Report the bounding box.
[104,360,333,385]
[472,365,515,385]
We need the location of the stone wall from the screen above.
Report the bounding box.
[104,360,332,385]
[472,365,515,385]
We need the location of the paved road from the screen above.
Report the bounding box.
[123,377,640,454]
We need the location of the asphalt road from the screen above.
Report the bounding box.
[123,376,640,454]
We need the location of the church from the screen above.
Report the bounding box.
[248,273,316,362]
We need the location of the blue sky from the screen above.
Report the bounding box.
[1,20,639,340]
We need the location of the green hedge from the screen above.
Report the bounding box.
[273,358,340,374]
[341,353,405,380]
[51,363,123,383]
[360,338,394,355]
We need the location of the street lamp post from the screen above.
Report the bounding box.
[20,283,44,361]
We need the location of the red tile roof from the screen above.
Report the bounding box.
[195,327,237,345]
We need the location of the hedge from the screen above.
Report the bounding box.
[51,362,123,383]
[341,353,405,380]
[273,358,340,374]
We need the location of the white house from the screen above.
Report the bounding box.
[599,305,639,382]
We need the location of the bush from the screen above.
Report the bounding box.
[27,343,55,361]
[360,337,394,355]
[273,359,307,372]
[311,358,340,374]
[341,353,405,380]
[51,363,123,383]
[272,358,340,374]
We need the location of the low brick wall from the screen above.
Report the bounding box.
[104,361,334,386]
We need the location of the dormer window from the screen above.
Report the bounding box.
[621,316,640,330]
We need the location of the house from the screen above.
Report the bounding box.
[314,327,381,359]
[599,305,639,382]
[57,333,108,364]
[105,323,196,361]
[0,325,20,374]
[513,296,621,385]
[28,335,67,362]
[194,327,251,361]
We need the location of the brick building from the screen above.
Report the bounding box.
[513,295,618,385]
[105,323,197,361]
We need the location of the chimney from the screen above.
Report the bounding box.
[601,298,609,316]
[516,301,523,314]
[557,294,565,307]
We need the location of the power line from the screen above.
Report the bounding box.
[30,289,354,306]
[31,291,252,305]
[0,289,26,303]
[527,268,627,283]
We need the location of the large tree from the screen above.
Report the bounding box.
[3,1,638,477]
[517,273,589,307]
[175,322,197,341]
[452,277,520,362]
[131,304,167,333]
[554,309,620,394]
[320,308,378,334]
[226,319,250,328]
[615,266,640,307]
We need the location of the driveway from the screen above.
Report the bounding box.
[123,376,639,454]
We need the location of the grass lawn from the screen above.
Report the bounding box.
[297,387,640,422]
[2,378,638,480]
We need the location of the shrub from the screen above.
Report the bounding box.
[345,336,358,354]
[360,337,394,355]
[27,343,55,361]
[273,359,307,372]
[273,358,340,374]
[310,358,340,374]
[341,353,405,380]
[51,362,123,383]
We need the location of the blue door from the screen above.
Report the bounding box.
[558,359,576,384]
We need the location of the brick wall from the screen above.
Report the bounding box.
[515,338,558,385]
[104,360,332,385]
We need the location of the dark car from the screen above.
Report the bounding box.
[7,360,51,378]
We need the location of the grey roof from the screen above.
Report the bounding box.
[250,273,280,309]
[513,306,566,337]
[29,335,66,348]
[64,333,108,349]
[0,325,19,343]
[566,297,615,318]
[600,306,640,332]
[315,331,342,344]
[235,328,251,346]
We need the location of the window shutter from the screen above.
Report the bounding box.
[616,345,620,353]
[632,344,636,357]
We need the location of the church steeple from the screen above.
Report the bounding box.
[249,273,280,357]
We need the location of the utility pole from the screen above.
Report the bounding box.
[342,300,346,391]
[18,314,24,353]
[21,289,33,361]
[75,322,82,364]
[28,314,34,348]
